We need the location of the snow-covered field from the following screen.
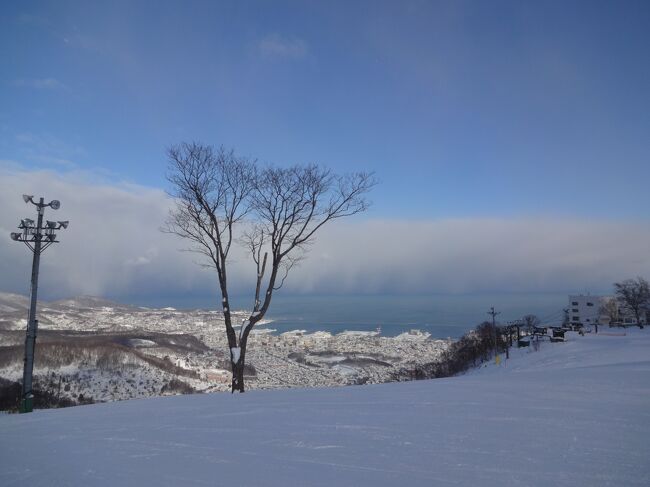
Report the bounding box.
[1,329,649,486]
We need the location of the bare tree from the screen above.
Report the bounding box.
[165,143,376,392]
[522,314,541,333]
[598,297,619,326]
[614,277,650,329]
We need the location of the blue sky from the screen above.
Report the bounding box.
[2,0,649,219]
[1,1,649,302]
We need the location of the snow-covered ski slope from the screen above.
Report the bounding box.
[2,329,649,486]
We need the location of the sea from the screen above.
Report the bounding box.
[130,293,573,339]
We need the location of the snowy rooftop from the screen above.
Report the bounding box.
[1,329,649,486]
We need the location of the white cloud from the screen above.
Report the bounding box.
[291,219,650,295]
[1,165,648,304]
[13,78,67,90]
[13,132,83,169]
[259,34,308,60]
[0,165,214,300]
[125,247,158,267]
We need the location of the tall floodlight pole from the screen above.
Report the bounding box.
[10,195,68,413]
[488,306,501,364]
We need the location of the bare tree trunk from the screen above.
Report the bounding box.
[230,263,280,392]
[254,252,268,312]
[231,328,254,392]
[231,361,245,393]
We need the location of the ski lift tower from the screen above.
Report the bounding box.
[10,195,68,413]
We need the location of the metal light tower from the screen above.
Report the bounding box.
[488,306,501,364]
[10,195,68,413]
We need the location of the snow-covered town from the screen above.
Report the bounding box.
[0,293,451,403]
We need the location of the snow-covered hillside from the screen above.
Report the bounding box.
[1,330,649,486]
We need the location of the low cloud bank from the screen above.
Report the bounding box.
[1,165,648,302]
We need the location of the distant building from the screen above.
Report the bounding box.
[568,294,648,326]
[568,295,604,326]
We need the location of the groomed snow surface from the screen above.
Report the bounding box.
[2,329,649,486]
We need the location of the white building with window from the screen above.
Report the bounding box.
[568,294,647,326]
[568,295,606,326]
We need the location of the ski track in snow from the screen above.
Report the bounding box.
[1,329,649,486]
